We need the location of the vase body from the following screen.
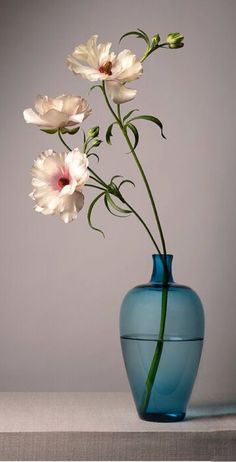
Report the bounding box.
[120,255,204,422]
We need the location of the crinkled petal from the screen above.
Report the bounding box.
[106,81,137,104]
[112,49,143,82]
[58,191,84,223]
[67,55,101,81]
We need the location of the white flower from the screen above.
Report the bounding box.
[67,35,143,104]
[30,148,89,223]
[23,94,91,129]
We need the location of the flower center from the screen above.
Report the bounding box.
[58,177,70,189]
[99,61,112,76]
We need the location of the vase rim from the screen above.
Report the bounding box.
[152,253,173,258]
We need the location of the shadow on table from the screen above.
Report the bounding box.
[186,404,236,421]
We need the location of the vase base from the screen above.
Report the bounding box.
[138,411,186,422]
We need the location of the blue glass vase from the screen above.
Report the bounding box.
[120,254,204,422]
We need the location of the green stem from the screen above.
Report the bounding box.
[139,275,169,414]
[122,198,162,255]
[57,130,161,253]
[102,83,167,257]
[101,84,170,415]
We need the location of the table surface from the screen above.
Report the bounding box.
[0,393,235,461]
[0,392,235,432]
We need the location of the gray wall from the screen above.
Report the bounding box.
[0,0,235,404]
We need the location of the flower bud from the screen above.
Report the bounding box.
[88,126,100,138]
[93,139,102,147]
[166,33,184,49]
[151,34,160,48]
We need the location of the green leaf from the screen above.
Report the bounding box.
[87,192,105,237]
[118,179,136,190]
[137,28,151,46]
[126,122,139,149]
[106,122,117,145]
[40,128,58,134]
[89,84,103,94]
[110,175,123,183]
[119,29,150,46]
[128,115,166,139]
[123,109,139,123]
[104,194,126,218]
[106,194,131,215]
[87,152,99,162]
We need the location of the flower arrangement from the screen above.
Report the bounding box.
[23,29,184,415]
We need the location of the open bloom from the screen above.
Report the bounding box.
[67,35,143,104]
[30,148,89,223]
[23,94,91,129]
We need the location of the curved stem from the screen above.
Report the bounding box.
[121,198,162,255]
[123,126,167,255]
[102,83,167,256]
[57,129,161,253]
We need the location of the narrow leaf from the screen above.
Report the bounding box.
[106,122,117,145]
[126,122,139,149]
[118,179,136,190]
[104,195,126,218]
[107,194,131,215]
[111,175,123,183]
[123,109,139,123]
[137,28,151,46]
[87,152,99,163]
[89,84,103,94]
[129,115,166,139]
[87,192,105,237]
[119,30,144,43]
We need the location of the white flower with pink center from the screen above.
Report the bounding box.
[30,148,89,223]
[23,94,91,129]
[67,35,143,104]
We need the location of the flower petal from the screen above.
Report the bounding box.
[112,49,143,82]
[58,191,84,223]
[106,81,137,104]
[23,108,47,126]
[42,109,69,128]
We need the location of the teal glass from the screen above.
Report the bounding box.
[120,254,204,422]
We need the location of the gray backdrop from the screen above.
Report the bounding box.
[0,0,235,404]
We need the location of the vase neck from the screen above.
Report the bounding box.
[150,254,174,283]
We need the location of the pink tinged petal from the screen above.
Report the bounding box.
[59,179,77,197]
[23,108,47,126]
[66,150,89,185]
[34,95,48,115]
[106,81,137,104]
[68,113,85,124]
[42,109,69,128]
[61,95,83,115]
